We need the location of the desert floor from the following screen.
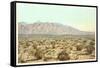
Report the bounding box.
[17,35,96,63]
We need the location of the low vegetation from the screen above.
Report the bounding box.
[18,35,96,63]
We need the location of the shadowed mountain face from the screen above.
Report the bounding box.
[18,22,94,35]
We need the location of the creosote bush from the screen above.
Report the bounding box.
[57,50,70,61]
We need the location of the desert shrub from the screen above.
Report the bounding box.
[91,38,95,41]
[26,41,33,46]
[85,45,95,54]
[83,40,87,43]
[89,41,95,45]
[91,50,95,57]
[23,44,28,48]
[19,56,28,63]
[38,41,44,45]
[57,51,70,61]
[50,41,55,48]
[28,46,36,55]
[43,49,56,61]
[35,49,43,60]
[76,45,83,51]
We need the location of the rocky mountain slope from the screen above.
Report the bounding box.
[18,22,94,35]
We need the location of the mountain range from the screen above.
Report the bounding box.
[18,22,94,35]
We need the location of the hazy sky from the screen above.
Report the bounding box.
[16,3,96,32]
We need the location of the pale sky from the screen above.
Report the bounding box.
[16,3,96,32]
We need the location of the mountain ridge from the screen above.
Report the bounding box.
[18,22,94,35]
